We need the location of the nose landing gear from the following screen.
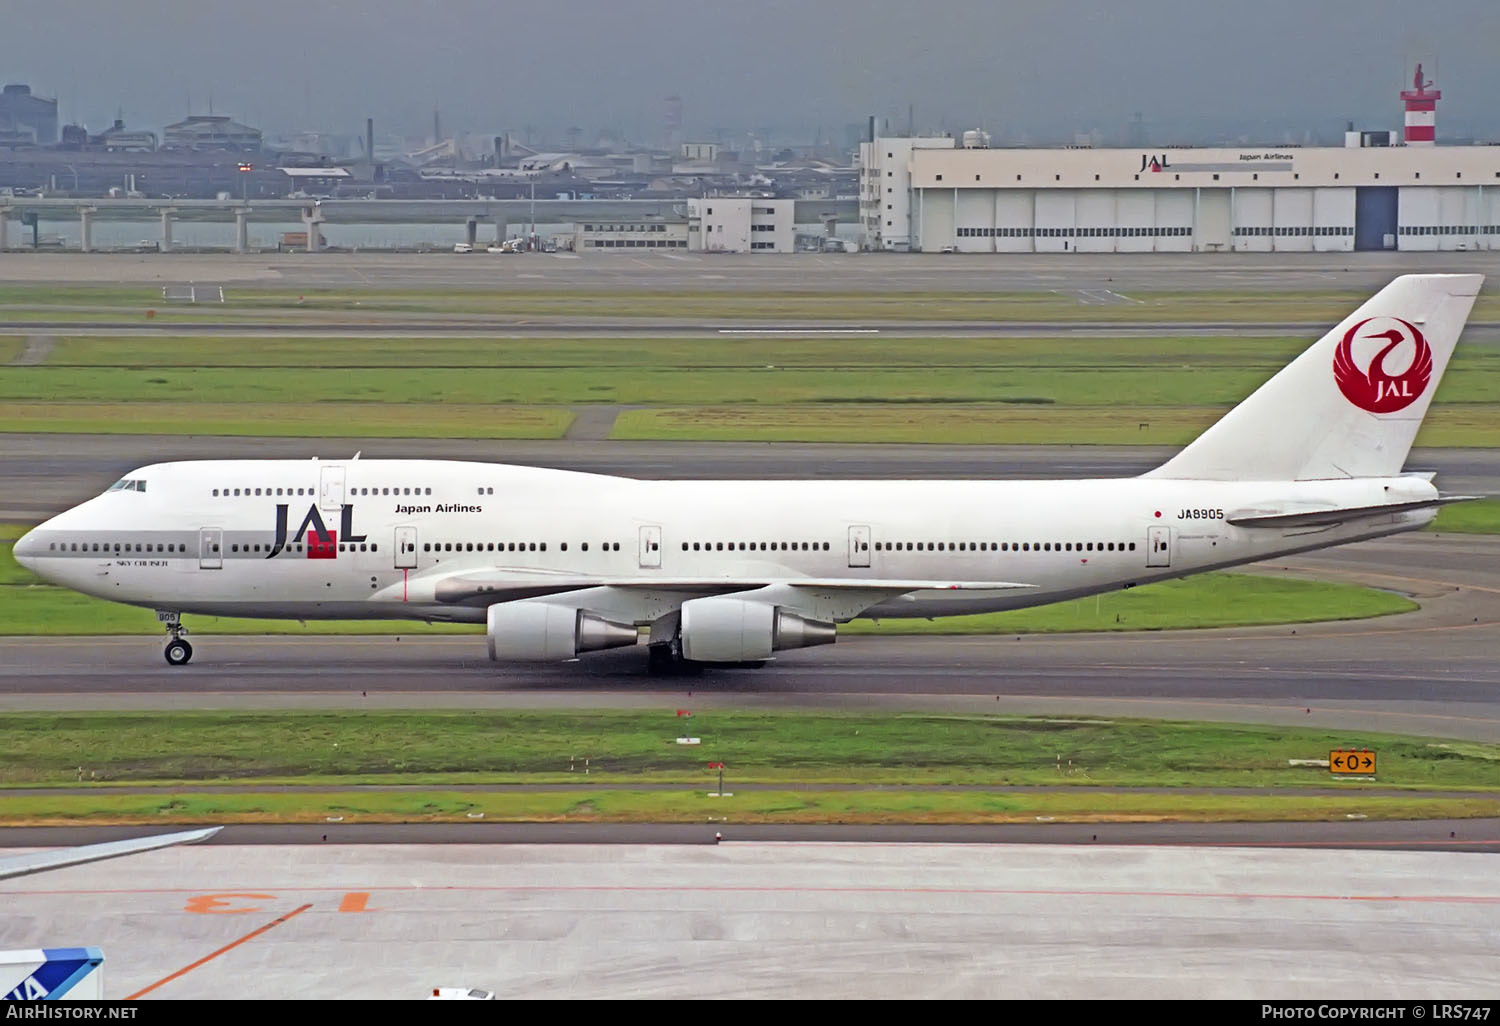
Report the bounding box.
[158,612,193,666]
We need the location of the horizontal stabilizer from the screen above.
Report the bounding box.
[1226,495,1480,529]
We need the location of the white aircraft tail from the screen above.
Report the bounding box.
[1146,273,1482,481]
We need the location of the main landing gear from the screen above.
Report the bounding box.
[159,612,193,666]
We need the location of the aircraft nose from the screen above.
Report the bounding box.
[12,525,43,572]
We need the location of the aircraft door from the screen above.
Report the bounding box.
[319,465,346,511]
[639,525,662,569]
[394,526,418,570]
[1146,526,1171,568]
[847,525,871,568]
[199,528,223,570]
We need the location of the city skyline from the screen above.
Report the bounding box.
[4,0,1499,149]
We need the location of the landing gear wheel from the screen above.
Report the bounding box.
[164,639,193,666]
[646,640,703,677]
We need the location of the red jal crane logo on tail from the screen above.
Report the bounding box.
[1332,317,1433,414]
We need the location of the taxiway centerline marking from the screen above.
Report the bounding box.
[125,902,312,999]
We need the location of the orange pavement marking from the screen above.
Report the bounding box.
[338,891,373,912]
[184,892,275,915]
[126,902,311,1000]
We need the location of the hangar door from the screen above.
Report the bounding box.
[1354,187,1397,251]
[1233,189,1273,252]
[1195,189,1232,251]
[1033,191,1075,253]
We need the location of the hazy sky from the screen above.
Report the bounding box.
[5,0,1498,146]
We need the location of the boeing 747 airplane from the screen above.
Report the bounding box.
[12,274,1482,671]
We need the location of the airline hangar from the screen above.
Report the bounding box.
[860,139,1500,255]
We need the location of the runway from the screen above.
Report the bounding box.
[4,533,1499,739]
[2,841,1497,998]
[4,248,1500,292]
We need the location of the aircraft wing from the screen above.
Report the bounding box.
[0,827,221,881]
[430,571,1034,606]
[1226,495,1481,529]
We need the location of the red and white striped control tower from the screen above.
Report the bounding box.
[1400,64,1440,146]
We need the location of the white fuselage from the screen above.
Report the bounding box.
[15,458,1438,625]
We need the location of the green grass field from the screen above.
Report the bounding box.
[3,710,1498,825]
[4,283,1498,324]
[6,329,1500,444]
[0,401,574,438]
[1430,497,1500,534]
[3,709,1495,789]
[3,788,1493,826]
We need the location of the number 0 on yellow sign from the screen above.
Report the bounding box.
[1329,749,1376,774]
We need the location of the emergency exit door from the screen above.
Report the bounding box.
[394,526,418,569]
[847,525,871,567]
[319,465,346,511]
[1146,526,1171,567]
[639,525,662,569]
[198,528,222,570]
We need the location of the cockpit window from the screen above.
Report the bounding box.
[106,479,146,493]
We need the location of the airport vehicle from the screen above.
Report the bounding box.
[452,242,473,253]
[12,275,1481,671]
[428,988,496,999]
[2,949,104,1000]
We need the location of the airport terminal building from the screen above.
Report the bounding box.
[860,138,1500,253]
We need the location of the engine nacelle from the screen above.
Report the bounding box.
[679,597,836,663]
[487,602,639,662]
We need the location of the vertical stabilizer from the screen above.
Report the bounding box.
[1145,273,1481,481]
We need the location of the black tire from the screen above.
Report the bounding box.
[164,639,192,666]
[645,644,705,677]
